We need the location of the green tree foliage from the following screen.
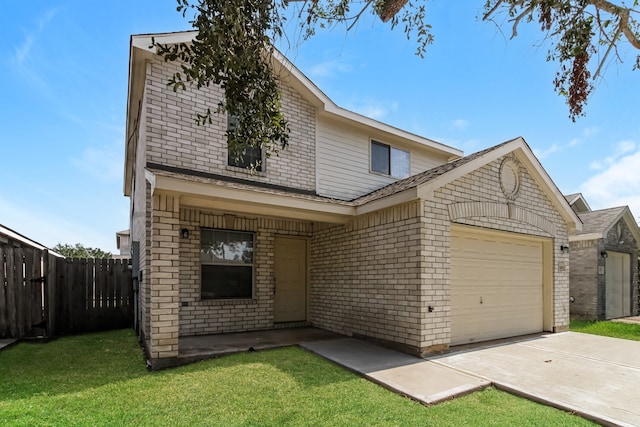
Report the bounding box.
[52,243,112,259]
[483,0,640,121]
[155,0,640,162]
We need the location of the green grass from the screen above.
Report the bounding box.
[0,330,594,426]
[570,319,640,341]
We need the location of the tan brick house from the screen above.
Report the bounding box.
[566,194,640,320]
[124,31,581,368]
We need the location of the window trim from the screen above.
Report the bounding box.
[200,228,255,300]
[370,139,410,179]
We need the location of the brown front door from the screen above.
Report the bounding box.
[274,236,307,322]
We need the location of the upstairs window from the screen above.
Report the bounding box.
[371,140,410,179]
[200,229,254,299]
[227,114,263,171]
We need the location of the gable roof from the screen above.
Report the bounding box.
[353,137,582,231]
[570,206,640,244]
[124,31,462,196]
[564,192,591,213]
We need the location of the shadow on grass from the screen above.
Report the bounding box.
[0,329,354,403]
[0,329,148,401]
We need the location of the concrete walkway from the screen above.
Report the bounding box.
[0,338,17,352]
[302,332,640,427]
[612,316,640,325]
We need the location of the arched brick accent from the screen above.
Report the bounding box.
[448,202,557,236]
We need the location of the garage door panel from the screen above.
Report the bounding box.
[451,227,544,346]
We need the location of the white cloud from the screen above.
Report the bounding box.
[12,8,57,65]
[582,126,599,137]
[533,143,560,159]
[615,140,636,155]
[346,99,398,120]
[579,148,640,217]
[0,195,118,253]
[14,34,35,65]
[307,59,353,79]
[451,119,469,131]
[72,140,123,181]
[588,140,636,170]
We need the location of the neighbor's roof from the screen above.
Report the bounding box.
[570,206,640,244]
[564,192,591,213]
[0,224,64,257]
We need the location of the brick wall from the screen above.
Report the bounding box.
[148,193,181,359]
[177,208,312,336]
[569,240,599,319]
[144,58,317,191]
[310,201,428,354]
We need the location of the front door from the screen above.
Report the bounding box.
[274,236,307,322]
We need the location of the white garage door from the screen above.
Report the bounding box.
[605,251,631,319]
[451,226,544,345]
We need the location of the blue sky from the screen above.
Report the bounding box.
[1,1,638,253]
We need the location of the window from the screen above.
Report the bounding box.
[227,114,263,171]
[371,140,410,179]
[200,229,254,299]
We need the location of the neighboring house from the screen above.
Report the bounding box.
[125,31,581,368]
[0,224,64,257]
[566,193,640,320]
[114,229,131,259]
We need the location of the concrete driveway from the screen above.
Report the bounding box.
[303,332,640,427]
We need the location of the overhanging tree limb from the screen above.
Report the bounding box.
[155,0,639,162]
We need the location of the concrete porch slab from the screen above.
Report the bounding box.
[301,338,490,405]
[176,327,342,365]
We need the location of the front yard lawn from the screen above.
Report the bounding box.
[0,329,593,426]
[570,319,640,341]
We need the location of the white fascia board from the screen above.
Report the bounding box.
[271,49,462,158]
[322,107,462,158]
[513,142,582,232]
[131,31,197,52]
[606,208,640,245]
[145,169,157,195]
[355,187,419,216]
[569,233,603,242]
[152,173,355,223]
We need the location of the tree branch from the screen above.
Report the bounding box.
[510,4,534,38]
[588,0,640,49]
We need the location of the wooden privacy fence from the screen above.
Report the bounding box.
[0,243,133,340]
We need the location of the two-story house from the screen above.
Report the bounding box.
[125,31,581,368]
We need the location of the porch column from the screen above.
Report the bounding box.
[149,192,180,359]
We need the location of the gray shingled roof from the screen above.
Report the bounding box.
[352,138,518,205]
[564,193,580,204]
[572,206,626,236]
